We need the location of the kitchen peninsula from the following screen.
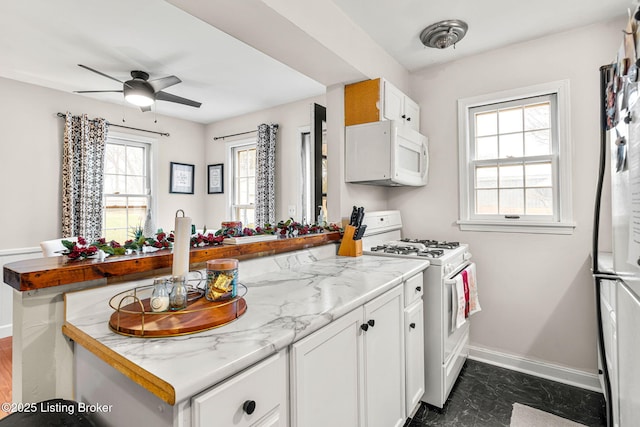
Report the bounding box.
[2,233,340,405]
[63,247,429,426]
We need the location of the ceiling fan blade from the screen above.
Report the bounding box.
[155,91,202,108]
[77,64,127,85]
[149,75,181,92]
[74,90,124,94]
[140,105,152,113]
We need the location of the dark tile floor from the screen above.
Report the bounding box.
[406,359,606,427]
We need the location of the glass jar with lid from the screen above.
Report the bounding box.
[206,259,238,302]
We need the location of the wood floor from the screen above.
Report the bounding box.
[0,337,11,420]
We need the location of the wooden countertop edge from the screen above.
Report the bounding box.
[62,323,176,405]
[5,232,341,292]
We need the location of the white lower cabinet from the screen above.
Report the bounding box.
[404,300,425,416]
[291,285,406,427]
[192,349,288,427]
[291,307,364,427]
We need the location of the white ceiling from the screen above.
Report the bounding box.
[332,0,636,71]
[0,0,636,125]
[0,0,325,124]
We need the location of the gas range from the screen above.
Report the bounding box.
[366,240,467,265]
[359,210,468,266]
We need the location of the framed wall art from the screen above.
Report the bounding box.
[170,162,195,194]
[208,163,224,194]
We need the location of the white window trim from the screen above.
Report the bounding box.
[457,80,575,235]
[104,131,158,232]
[226,138,256,221]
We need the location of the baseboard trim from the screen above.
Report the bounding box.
[468,345,602,393]
[0,324,12,339]
[0,246,41,257]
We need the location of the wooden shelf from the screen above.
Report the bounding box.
[3,232,341,292]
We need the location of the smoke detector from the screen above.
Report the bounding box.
[419,19,468,49]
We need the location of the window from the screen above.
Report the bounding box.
[457,80,574,234]
[102,133,154,242]
[229,141,256,227]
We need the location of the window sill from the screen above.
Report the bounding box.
[457,220,576,235]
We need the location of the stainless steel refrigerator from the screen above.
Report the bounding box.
[593,41,640,426]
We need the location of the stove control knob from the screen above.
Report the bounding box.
[444,263,453,274]
[463,251,472,261]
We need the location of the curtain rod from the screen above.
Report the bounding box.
[56,112,170,137]
[213,124,279,141]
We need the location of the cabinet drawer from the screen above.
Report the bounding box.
[404,272,424,307]
[192,350,288,427]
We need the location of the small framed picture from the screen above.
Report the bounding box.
[208,164,224,194]
[170,162,194,194]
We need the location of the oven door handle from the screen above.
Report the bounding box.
[444,261,474,286]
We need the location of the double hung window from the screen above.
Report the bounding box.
[102,133,154,242]
[229,141,256,227]
[457,81,574,234]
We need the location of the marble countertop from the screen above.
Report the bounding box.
[64,247,429,405]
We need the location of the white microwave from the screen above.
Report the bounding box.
[345,120,429,187]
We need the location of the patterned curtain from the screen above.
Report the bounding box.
[61,112,108,241]
[255,123,278,228]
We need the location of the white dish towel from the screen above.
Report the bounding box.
[452,274,467,330]
[467,263,481,316]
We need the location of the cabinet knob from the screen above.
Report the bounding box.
[401,114,406,119]
[367,319,375,327]
[409,323,416,329]
[243,400,256,415]
[406,117,411,121]
[415,286,422,292]
[361,323,369,332]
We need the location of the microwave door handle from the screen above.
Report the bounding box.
[421,139,429,179]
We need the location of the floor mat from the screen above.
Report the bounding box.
[510,403,587,427]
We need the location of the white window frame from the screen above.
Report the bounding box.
[226,138,257,225]
[457,80,575,234]
[102,131,157,239]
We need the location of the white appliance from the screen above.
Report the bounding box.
[361,210,473,408]
[345,120,429,187]
[593,56,640,426]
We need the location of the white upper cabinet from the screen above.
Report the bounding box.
[345,78,420,131]
[382,80,420,131]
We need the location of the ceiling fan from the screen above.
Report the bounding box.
[75,64,202,111]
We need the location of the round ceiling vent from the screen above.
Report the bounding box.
[419,19,468,49]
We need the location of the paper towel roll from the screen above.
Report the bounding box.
[172,213,192,279]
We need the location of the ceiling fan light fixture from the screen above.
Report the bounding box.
[420,19,468,49]
[123,78,155,106]
[125,92,154,107]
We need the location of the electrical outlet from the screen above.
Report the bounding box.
[288,205,296,217]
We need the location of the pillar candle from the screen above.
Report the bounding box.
[172,213,192,279]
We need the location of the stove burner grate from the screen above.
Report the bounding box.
[417,249,445,258]
[401,238,460,249]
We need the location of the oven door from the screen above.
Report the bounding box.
[443,262,473,365]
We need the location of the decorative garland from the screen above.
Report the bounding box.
[60,219,342,260]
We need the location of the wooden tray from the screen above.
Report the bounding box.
[109,289,247,337]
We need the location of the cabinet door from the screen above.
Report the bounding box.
[254,407,285,427]
[383,80,405,123]
[363,286,405,427]
[291,307,364,427]
[405,300,425,416]
[403,97,420,131]
[192,350,288,427]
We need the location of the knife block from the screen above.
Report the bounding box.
[338,225,362,257]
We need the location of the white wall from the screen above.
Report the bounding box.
[0,77,207,250]
[0,77,207,336]
[204,95,327,226]
[387,18,623,374]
